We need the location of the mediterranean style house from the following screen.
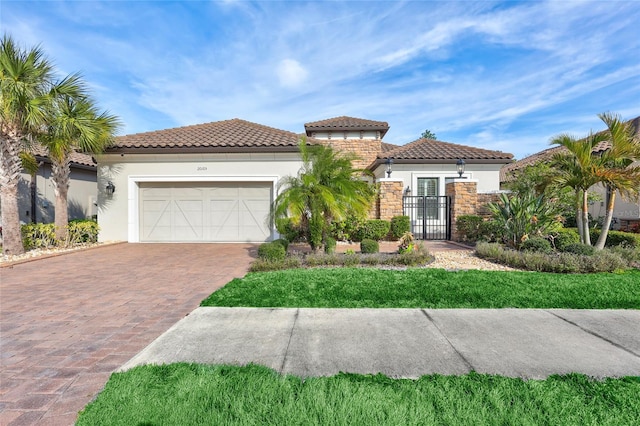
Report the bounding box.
[97,116,513,243]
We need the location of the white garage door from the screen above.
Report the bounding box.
[139,182,272,242]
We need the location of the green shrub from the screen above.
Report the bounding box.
[360,239,379,254]
[305,253,341,267]
[589,229,640,248]
[275,218,302,242]
[21,223,56,250]
[552,228,581,251]
[250,256,302,272]
[397,242,433,266]
[390,216,410,239]
[475,242,628,273]
[257,242,286,262]
[324,237,336,254]
[456,215,484,242]
[272,238,289,252]
[520,237,552,254]
[354,220,391,242]
[398,231,416,254]
[330,213,367,242]
[66,219,99,245]
[563,243,595,256]
[478,220,502,243]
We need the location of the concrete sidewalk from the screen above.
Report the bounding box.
[120,308,640,379]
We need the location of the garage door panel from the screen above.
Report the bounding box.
[140,182,271,242]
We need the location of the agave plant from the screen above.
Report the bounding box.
[488,192,563,250]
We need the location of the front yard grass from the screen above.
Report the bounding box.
[201,268,640,309]
[77,364,640,425]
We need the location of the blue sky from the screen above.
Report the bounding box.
[3,0,639,159]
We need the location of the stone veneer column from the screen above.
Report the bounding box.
[446,179,478,241]
[377,178,404,221]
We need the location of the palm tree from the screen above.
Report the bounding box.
[43,95,120,242]
[1,35,83,254]
[271,139,375,252]
[549,131,607,245]
[592,113,640,249]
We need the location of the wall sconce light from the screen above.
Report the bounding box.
[106,181,116,196]
[456,158,466,178]
[404,186,411,196]
[385,157,394,178]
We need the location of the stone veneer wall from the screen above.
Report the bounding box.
[477,193,501,218]
[321,139,382,170]
[377,180,404,221]
[446,180,478,241]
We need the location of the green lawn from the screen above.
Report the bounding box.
[201,268,640,309]
[77,364,640,426]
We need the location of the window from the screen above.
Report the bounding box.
[417,177,439,219]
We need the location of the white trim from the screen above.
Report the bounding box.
[127,175,278,243]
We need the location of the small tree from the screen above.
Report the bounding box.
[271,139,375,253]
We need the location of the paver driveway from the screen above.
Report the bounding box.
[0,243,256,426]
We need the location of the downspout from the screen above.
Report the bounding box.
[30,161,44,223]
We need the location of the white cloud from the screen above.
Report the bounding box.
[276,59,309,88]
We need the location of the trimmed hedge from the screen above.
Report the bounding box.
[456,215,484,242]
[360,239,379,254]
[552,228,580,251]
[354,220,391,242]
[520,237,552,254]
[257,242,286,262]
[590,229,640,248]
[390,216,410,239]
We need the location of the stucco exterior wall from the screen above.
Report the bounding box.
[96,152,304,242]
[16,164,97,224]
[371,163,504,195]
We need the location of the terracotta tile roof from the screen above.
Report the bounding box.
[381,142,399,153]
[304,116,389,137]
[108,119,307,152]
[500,115,640,183]
[379,138,514,163]
[30,145,96,169]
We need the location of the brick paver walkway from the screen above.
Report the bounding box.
[0,243,255,426]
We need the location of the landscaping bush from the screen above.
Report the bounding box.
[272,238,289,252]
[520,237,552,254]
[398,231,416,254]
[21,223,56,250]
[360,239,379,254]
[66,219,99,245]
[275,218,302,243]
[324,237,336,254]
[589,229,640,248]
[329,213,367,242]
[390,215,410,239]
[257,242,286,262]
[552,228,580,251]
[249,256,302,272]
[562,243,595,256]
[456,215,484,242]
[396,242,432,266]
[354,220,391,242]
[476,242,628,273]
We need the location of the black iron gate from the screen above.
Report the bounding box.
[402,195,451,240]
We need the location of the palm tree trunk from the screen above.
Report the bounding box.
[582,189,591,246]
[575,194,584,244]
[595,186,615,250]
[51,156,71,244]
[0,135,26,255]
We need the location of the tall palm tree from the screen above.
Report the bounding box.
[1,34,82,254]
[44,95,120,242]
[593,113,640,249]
[271,139,375,252]
[550,132,607,245]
